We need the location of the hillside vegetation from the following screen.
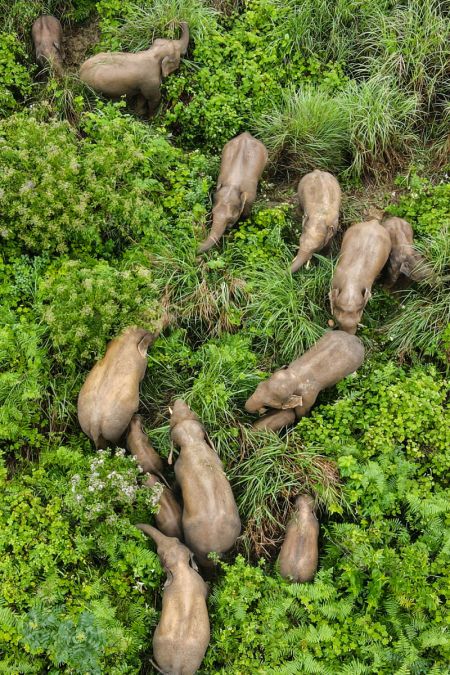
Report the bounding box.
[0,0,449,673]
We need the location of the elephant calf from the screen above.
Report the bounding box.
[137,524,209,675]
[170,400,241,566]
[330,219,392,334]
[198,132,268,253]
[143,475,183,541]
[31,15,64,77]
[78,327,158,448]
[291,170,341,273]
[279,494,319,583]
[79,23,189,116]
[245,331,364,432]
[382,216,428,288]
[127,414,165,477]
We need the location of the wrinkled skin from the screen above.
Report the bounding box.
[31,15,64,77]
[144,475,184,541]
[382,216,429,288]
[198,132,268,253]
[127,414,165,477]
[245,331,364,431]
[291,170,341,273]
[78,327,158,448]
[330,219,392,334]
[278,495,319,583]
[137,524,209,675]
[79,23,189,117]
[170,400,241,566]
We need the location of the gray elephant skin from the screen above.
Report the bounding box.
[31,15,64,77]
[143,474,184,541]
[78,327,157,448]
[382,216,428,288]
[330,219,392,334]
[198,132,268,253]
[127,414,165,477]
[79,23,189,116]
[245,331,364,431]
[170,400,241,566]
[137,524,209,675]
[291,170,341,273]
[279,494,319,583]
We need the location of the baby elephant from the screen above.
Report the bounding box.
[330,219,392,334]
[245,331,364,432]
[382,216,428,288]
[170,400,241,566]
[279,494,319,583]
[78,327,158,448]
[198,132,268,253]
[144,475,183,541]
[31,15,64,77]
[127,414,165,477]
[79,23,189,117]
[137,524,209,675]
[291,170,341,273]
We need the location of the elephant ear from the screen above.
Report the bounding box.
[281,394,303,409]
[329,288,339,313]
[161,54,180,78]
[362,288,371,306]
[189,552,199,572]
[239,191,248,217]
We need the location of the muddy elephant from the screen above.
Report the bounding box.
[137,524,210,675]
[170,400,241,566]
[291,170,341,273]
[79,23,189,116]
[78,327,158,448]
[245,330,364,432]
[279,494,319,583]
[31,15,64,77]
[382,216,429,288]
[330,219,392,334]
[198,132,268,253]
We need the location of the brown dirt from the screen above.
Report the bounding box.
[63,18,100,70]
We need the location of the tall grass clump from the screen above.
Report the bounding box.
[118,0,218,51]
[383,227,450,363]
[342,75,420,177]
[254,87,350,174]
[244,257,331,365]
[361,0,450,110]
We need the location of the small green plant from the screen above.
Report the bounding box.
[0,32,34,115]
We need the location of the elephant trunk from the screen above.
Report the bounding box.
[176,22,189,55]
[136,522,168,547]
[197,219,227,254]
[290,249,312,273]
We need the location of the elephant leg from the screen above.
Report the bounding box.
[134,93,148,117]
[146,92,161,117]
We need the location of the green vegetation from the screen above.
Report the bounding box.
[0,0,448,672]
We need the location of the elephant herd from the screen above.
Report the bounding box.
[32,14,429,675]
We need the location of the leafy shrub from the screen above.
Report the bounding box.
[387,176,450,237]
[0,105,213,258]
[0,444,162,673]
[38,258,163,366]
[0,33,34,115]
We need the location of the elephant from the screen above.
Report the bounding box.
[170,400,241,567]
[31,15,64,77]
[279,494,319,583]
[143,475,184,541]
[197,132,268,253]
[79,23,189,117]
[382,216,429,288]
[127,414,165,478]
[78,327,158,448]
[291,170,341,273]
[329,219,392,334]
[136,524,210,675]
[245,331,364,432]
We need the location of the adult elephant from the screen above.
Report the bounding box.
[79,23,189,116]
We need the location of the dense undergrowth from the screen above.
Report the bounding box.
[0,0,449,672]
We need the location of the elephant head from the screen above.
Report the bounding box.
[245,368,303,415]
[329,286,370,334]
[151,22,189,78]
[136,523,197,573]
[170,399,205,447]
[197,186,247,253]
